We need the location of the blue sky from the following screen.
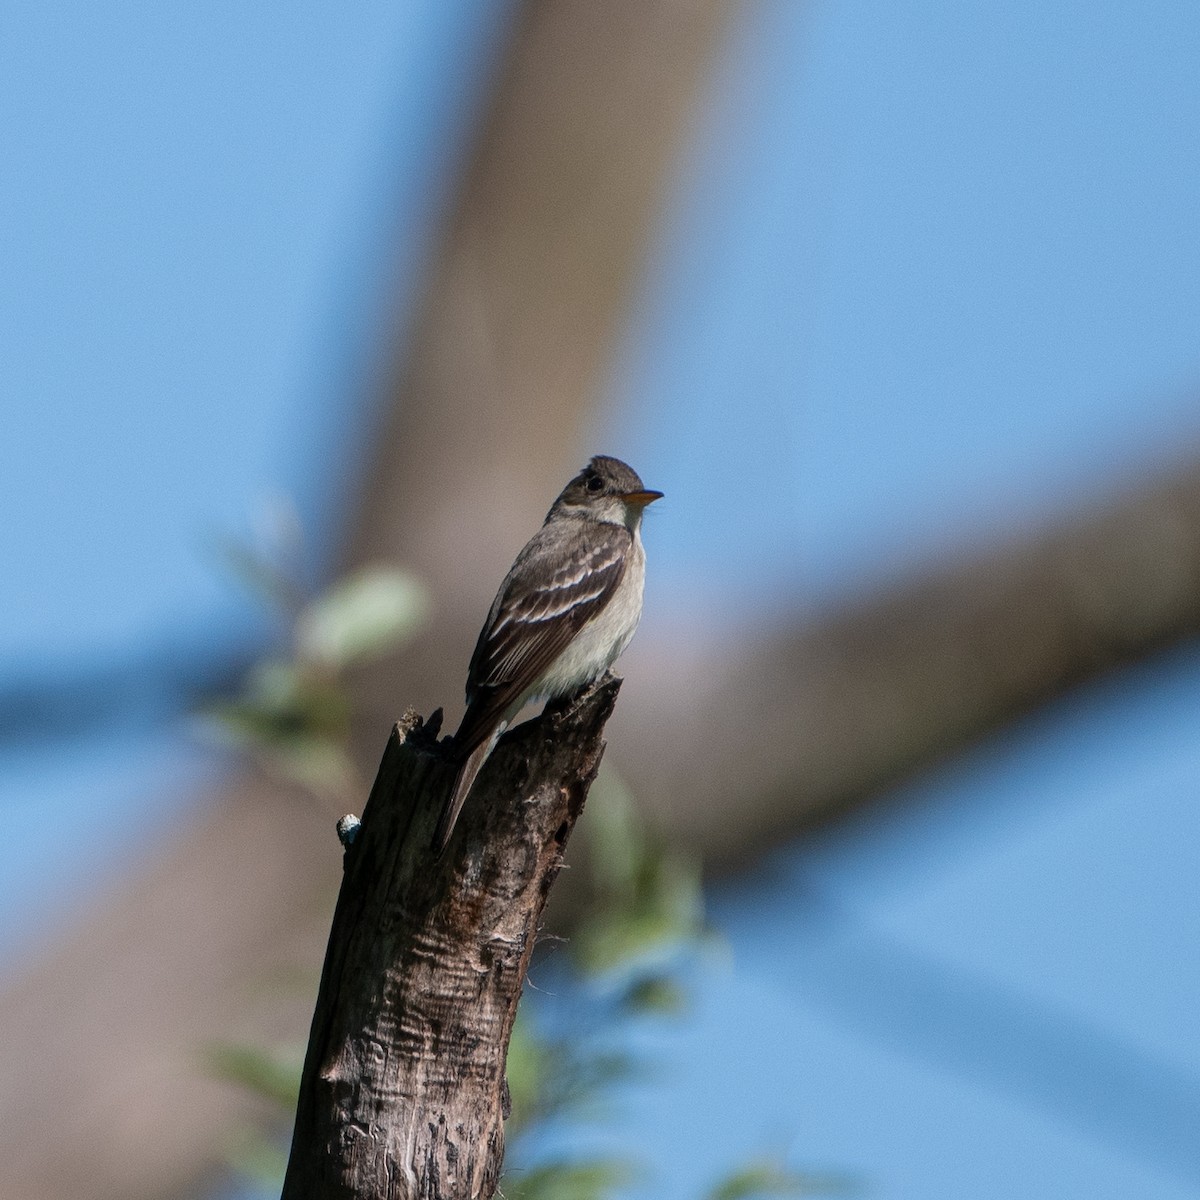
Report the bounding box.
[4,1,1200,1196]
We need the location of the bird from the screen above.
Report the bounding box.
[432,455,662,855]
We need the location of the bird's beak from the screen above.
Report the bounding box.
[622,489,664,507]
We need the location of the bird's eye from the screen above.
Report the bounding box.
[586,475,604,493]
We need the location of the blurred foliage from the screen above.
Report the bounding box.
[221,1134,291,1192]
[206,1041,305,1112]
[504,1160,637,1200]
[571,769,707,978]
[295,567,430,669]
[206,541,825,1199]
[205,529,429,805]
[704,1160,857,1200]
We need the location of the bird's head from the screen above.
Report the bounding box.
[549,455,663,530]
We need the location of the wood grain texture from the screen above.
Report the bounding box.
[282,675,620,1200]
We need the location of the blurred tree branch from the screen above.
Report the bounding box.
[616,455,1200,865]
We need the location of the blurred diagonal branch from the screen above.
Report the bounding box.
[620,454,1200,866]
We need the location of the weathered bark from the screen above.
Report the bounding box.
[281,676,620,1200]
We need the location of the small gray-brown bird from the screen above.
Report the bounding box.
[433,455,661,854]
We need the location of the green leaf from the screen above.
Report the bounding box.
[296,566,429,667]
[206,1041,304,1111]
[222,1130,290,1188]
[504,1158,635,1200]
[584,768,645,899]
[505,1010,638,1136]
[503,1011,553,1132]
[573,855,705,977]
[620,973,688,1015]
[570,766,707,978]
[208,530,306,619]
[707,1159,856,1200]
[259,736,359,800]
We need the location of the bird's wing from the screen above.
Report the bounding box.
[452,521,630,756]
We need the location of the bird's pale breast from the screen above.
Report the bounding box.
[531,533,645,700]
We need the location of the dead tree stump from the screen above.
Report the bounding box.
[281,674,621,1200]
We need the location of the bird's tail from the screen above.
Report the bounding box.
[432,738,494,856]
